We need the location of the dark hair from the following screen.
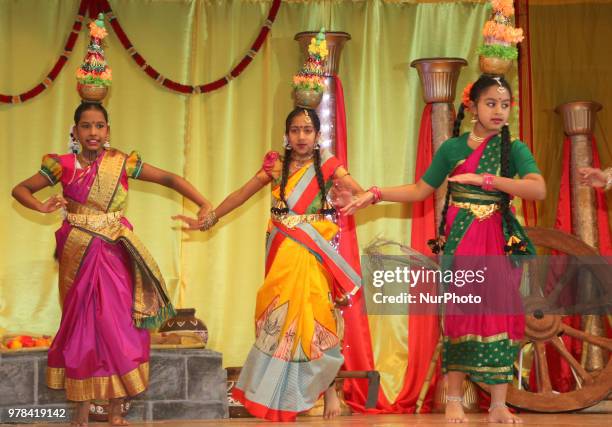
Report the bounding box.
[273,107,333,216]
[74,102,109,125]
[436,75,514,252]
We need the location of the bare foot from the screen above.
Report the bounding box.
[108,399,129,426]
[323,387,341,419]
[445,401,468,423]
[488,405,522,424]
[71,400,90,427]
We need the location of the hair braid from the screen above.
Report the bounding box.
[272,147,291,216]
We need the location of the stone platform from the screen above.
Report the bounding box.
[0,348,227,423]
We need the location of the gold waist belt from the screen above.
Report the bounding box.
[66,210,124,230]
[451,201,498,221]
[272,213,327,229]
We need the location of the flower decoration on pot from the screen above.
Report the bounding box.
[76,13,112,102]
[477,0,524,75]
[292,28,328,108]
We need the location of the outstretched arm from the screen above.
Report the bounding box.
[174,171,270,230]
[215,174,269,219]
[138,163,212,215]
[12,173,67,213]
[340,179,436,216]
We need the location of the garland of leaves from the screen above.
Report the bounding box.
[99,0,281,94]
[0,0,88,104]
[1,0,281,103]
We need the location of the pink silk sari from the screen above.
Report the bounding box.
[45,150,170,401]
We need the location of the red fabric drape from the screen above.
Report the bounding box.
[333,76,381,412]
[397,103,440,412]
[338,88,441,413]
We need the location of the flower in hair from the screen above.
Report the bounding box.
[462,82,474,108]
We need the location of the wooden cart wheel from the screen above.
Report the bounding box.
[482,227,612,412]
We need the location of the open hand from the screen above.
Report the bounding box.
[340,191,375,216]
[578,167,606,188]
[447,173,484,186]
[39,194,67,213]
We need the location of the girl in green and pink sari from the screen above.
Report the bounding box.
[343,75,546,424]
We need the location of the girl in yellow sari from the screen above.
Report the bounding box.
[179,107,365,421]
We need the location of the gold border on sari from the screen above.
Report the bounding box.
[445,332,517,344]
[86,149,126,212]
[445,364,512,373]
[47,362,149,401]
[58,228,93,306]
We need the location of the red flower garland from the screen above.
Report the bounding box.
[99,0,281,94]
[1,0,281,104]
[0,0,88,104]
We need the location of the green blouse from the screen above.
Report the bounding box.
[421,133,541,189]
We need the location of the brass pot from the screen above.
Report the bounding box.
[77,83,108,102]
[478,56,512,76]
[293,88,323,109]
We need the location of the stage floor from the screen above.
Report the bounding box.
[22,413,612,426]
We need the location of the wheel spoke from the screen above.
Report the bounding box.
[547,260,579,303]
[534,341,553,393]
[562,323,612,352]
[550,337,594,384]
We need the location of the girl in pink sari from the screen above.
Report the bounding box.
[343,75,546,423]
[12,102,212,427]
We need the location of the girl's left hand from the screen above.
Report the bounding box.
[448,173,484,186]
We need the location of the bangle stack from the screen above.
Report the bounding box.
[481,173,496,191]
[200,211,218,231]
[367,186,382,204]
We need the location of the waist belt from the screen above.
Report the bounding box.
[450,201,498,221]
[272,213,327,229]
[66,210,124,230]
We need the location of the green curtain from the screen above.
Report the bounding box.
[2,0,513,378]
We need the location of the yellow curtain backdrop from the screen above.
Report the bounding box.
[1,0,528,403]
[527,0,612,232]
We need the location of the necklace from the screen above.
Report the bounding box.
[77,151,99,168]
[292,153,314,168]
[469,132,486,143]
